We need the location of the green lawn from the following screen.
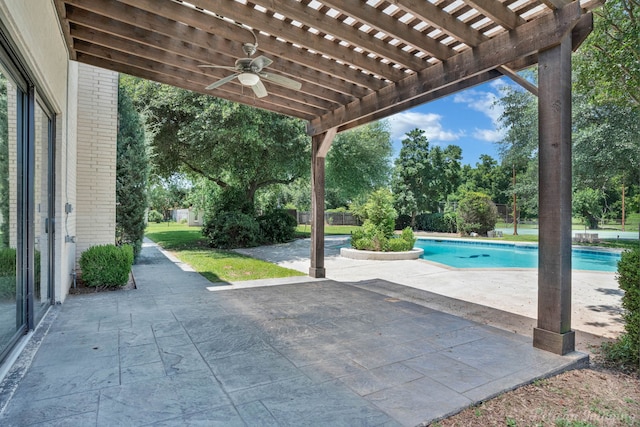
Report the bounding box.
[295,224,362,238]
[145,222,304,283]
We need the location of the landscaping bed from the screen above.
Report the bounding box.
[429,365,639,426]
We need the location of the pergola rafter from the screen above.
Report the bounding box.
[54,0,601,355]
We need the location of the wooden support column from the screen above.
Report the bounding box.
[309,128,337,278]
[534,33,575,355]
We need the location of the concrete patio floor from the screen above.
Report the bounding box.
[0,240,588,426]
[235,236,624,342]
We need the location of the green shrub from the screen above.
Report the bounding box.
[359,189,397,238]
[258,209,297,244]
[79,244,134,288]
[415,212,458,233]
[352,236,374,251]
[456,192,498,236]
[400,227,416,248]
[603,247,640,370]
[148,209,163,223]
[395,214,412,230]
[388,238,411,252]
[350,189,401,252]
[202,211,260,249]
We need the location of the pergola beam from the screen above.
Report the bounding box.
[78,54,316,120]
[250,0,429,71]
[308,1,584,136]
[497,66,539,96]
[276,0,456,62]
[66,0,384,94]
[185,0,407,82]
[394,0,487,47]
[71,31,340,112]
[465,0,526,29]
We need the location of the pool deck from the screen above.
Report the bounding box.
[235,236,624,343]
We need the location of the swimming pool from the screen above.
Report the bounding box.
[415,238,621,272]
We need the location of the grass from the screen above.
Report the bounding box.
[295,224,362,237]
[145,222,304,283]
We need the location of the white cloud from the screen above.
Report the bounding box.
[453,90,503,123]
[388,111,464,143]
[473,128,505,142]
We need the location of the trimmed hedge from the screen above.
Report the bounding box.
[395,214,412,230]
[79,244,134,288]
[415,212,457,233]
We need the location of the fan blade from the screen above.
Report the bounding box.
[205,73,238,90]
[198,65,237,72]
[251,80,268,98]
[260,72,302,90]
[249,55,272,71]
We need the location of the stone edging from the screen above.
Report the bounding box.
[340,247,424,260]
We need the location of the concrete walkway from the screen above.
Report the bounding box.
[0,240,587,426]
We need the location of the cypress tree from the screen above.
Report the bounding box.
[116,78,149,258]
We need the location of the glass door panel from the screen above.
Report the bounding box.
[0,68,24,358]
[33,102,51,323]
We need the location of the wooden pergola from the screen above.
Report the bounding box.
[54,0,599,355]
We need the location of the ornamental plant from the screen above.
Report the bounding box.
[351,189,415,252]
[79,244,134,288]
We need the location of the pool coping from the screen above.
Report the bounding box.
[414,236,622,271]
[416,236,624,254]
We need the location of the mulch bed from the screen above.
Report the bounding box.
[68,273,136,295]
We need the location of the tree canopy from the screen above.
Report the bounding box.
[325,121,392,208]
[392,128,462,223]
[122,75,310,207]
[574,0,640,107]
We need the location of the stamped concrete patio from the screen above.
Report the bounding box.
[0,240,587,426]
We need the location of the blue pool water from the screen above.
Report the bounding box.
[416,239,621,272]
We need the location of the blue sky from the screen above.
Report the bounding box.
[386,78,511,166]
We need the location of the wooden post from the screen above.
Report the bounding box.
[534,33,575,355]
[309,129,336,278]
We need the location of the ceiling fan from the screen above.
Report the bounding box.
[199,43,302,98]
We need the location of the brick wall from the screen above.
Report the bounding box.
[75,63,118,265]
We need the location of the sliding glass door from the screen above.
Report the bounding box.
[0,29,55,361]
[0,66,26,359]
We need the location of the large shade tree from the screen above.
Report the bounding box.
[123,76,310,208]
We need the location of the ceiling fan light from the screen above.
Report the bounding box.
[237,72,260,86]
